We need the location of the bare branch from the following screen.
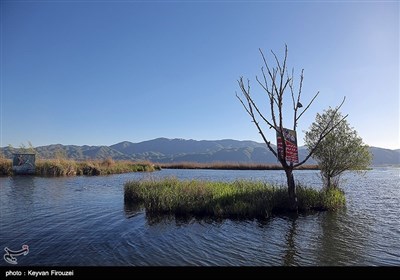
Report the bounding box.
[260,49,281,100]
[296,90,319,122]
[290,68,296,110]
[255,76,278,129]
[256,67,275,101]
[236,78,278,158]
[292,69,304,131]
[295,114,348,167]
[258,51,280,127]
[297,70,303,106]
[271,44,287,77]
[237,78,277,131]
[248,92,277,130]
[294,96,347,167]
[281,78,291,97]
[255,75,270,96]
[235,93,252,116]
[259,48,274,82]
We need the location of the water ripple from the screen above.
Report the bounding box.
[1,168,399,266]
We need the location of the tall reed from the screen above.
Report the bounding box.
[0,158,12,176]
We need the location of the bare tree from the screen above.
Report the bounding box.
[236,45,347,211]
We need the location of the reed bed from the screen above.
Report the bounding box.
[124,178,345,219]
[160,162,318,170]
[0,158,160,177]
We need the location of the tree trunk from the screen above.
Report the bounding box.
[327,176,331,189]
[285,168,298,212]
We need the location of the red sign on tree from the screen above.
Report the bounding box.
[277,128,299,163]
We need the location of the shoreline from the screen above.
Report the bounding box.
[0,158,319,177]
[159,162,319,170]
[1,158,382,177]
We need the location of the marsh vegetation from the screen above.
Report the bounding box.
[160,162,318,170]
[124,178,345,219]
[0,158,160,176]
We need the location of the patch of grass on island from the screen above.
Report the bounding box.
[0,158,160,177]
[124,178,345,219]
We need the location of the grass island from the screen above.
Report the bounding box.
[124,178,345,219]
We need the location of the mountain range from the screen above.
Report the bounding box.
[1,138,399,166]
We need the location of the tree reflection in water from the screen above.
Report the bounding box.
[283,214,298,266]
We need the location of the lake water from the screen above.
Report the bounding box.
[0,167,399,266]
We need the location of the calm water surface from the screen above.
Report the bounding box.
[1,168,399,266]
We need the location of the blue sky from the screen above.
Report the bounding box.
[1,0,399,149]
